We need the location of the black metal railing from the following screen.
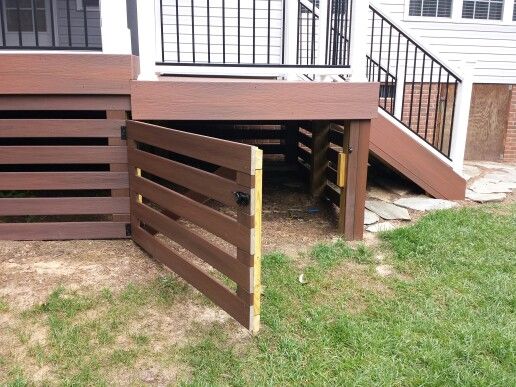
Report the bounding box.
[157,0,351,68]
[0,0,102,50]
[326,0,351,66]
[367,5,461,158]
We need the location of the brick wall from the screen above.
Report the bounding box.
[503,86,516,162]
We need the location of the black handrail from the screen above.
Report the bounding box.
[368,4,461,159]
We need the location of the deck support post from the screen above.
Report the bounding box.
[310,121,330,197]
[339,120,370,240]
[107,110,130,223]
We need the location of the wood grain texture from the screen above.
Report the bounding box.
[0,197,129,216]
[0,119,125,138]
[131,80,379,120]
[0,172,128,190]
[0,146,127,164]
[127,121,256,174]
[0,222,129,241]
[0,54,137,94]
[132,225,251,328]
[0,96,131,111]
[464,84,511,161]
[370,116,466,200]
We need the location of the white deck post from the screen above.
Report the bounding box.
[317,0,329,81]
[449,65,473,172]
[136,0,158,80]
[349,0,369,82]
[284,0,299,79]
[100,0,132,54]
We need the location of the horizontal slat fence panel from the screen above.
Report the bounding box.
[0,117,130,241]
[128,121,262,333]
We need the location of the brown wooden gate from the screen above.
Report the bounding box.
[126,121,262,333]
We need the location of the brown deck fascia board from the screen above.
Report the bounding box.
[131,79,380,121]
[0,54,137,95]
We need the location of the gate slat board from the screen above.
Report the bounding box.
[127,121,262,333]
[0,117,130,241]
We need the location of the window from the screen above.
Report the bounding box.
[5,0,47,32]
[462,0,504,20]
[409,0,453,17]
[76,0,100,11]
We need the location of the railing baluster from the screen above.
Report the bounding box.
[417,53,426,134]
[408,45,417,128]
[267,0,271,64]
[401,39,409,122]
[191,0,195,63]
[32,0,39,47]
[160,0,165,62]
[16,0,22,46]
[433,65,443,146]
[222,0,226,63]
[384,25,392,111]
[175,0,180,62]
[66,0,72,46]
[377,18,383,82]
[311,0,316,65]
[425,61,434,142]
[343,0,349,66]
[253,0,256,64]
[440,73,451,152]
[83,0,89,47]
[207,0,211,63]
[238,0,241,63]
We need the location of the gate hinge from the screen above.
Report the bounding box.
[125,223,132,237]
[121,125,127,140]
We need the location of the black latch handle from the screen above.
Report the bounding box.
[233,191,250,207]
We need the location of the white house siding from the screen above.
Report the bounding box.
[57,0,101,48]
[160,0,284,64]
[373,0,516,84]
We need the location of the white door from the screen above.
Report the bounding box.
[1,0,53,47]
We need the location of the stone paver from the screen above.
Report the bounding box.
[364,209,380,225]
[366,222,396,233]
[462,165,481,181]
[394,197,458,211]
[466,190,507,203]
[469,180,512,194]
[365,200,411,221]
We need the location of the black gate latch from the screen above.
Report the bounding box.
[233,191,250,207]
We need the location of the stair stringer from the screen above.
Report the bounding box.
[370,111,467,200]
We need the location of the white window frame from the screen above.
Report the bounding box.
[461,0,505,21]
[402,0,516,24]
[405,0,454,19]
[76,0,100,11]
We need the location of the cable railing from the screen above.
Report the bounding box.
[367,4,461,158]
[0,0,102,50]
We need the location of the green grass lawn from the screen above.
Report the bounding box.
[1,204,515,386]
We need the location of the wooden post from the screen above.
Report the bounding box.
[339,120,371,240]
[107,110,129,223]
[284,122,299,164]
[236,147,263,334]
[310,121,330,197]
